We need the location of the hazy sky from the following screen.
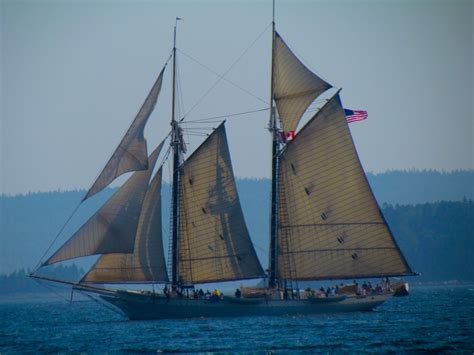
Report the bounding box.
[1,0,473,195]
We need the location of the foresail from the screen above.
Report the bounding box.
[178,124,264,284]
[84,67,166,200]
[277,94,413,281]
[273,32,331,132]
[44,141,164,266]
[82,167,168,283]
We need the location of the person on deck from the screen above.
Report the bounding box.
[235,288,242,298]
[210,289,220,303]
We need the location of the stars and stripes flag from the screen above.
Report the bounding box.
[344,109,368,123]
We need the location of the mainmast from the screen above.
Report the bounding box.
[268,0,279,289]
[171,18,182,291]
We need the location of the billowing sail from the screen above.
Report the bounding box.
[84,67,166,200]
[178,124,264,284]
[276,94,413,281]
[273,32,332,132]
[81,167,168,283]
[44,142,164,266]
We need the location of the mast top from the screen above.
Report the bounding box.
[272,0,275,25]
[174,17,183,46]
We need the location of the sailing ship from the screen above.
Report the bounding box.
[31,4,415,320]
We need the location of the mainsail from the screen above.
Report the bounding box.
[273,32,332,132]
[276,93,414,281]
[84,67,166,200]
[82,167,168,283]
[178,124,264,284]
[44,142,164,266]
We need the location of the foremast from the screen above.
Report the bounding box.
[170,18,183,291]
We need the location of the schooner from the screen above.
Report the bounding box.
[31,4,415,320]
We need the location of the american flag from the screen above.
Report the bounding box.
[344,109,368,123]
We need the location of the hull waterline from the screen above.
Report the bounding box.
[100,291,390,320]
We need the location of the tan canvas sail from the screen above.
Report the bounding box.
[178,124,264,284]
[277,93,413,281]
[81,167,168,283]
[44,142,164,266]
[84,67,166,200]
[273,32,332,132]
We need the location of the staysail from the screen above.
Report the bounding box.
[84,67,166,200]
[44,142,164,266]
[273,32,332,132]
[178,123,264,284]
[81,166,168,283]
[276,93,414,281]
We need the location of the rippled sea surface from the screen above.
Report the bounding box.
[1,285,473,353]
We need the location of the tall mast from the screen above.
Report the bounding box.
[268,0,279,289]
[171,18,181,291]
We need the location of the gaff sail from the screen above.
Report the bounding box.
[276,93,414,281]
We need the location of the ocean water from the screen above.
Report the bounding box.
[1,285,473,353]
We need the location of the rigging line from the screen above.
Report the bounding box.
[176,55,186,116]
[253,242,268,255]
[184,131,213,135]
[32,277,71,302]
[179,22,272,122]
[182,131,212,136]
[181,120,224,125]
[185,133,209,137]
[32,201,82,273]
[78,290,125,317]
[181,126,216,130]
[183,107,270,123]
[178,49,268,108]
[158,144,172,172]
[175,54,192,154]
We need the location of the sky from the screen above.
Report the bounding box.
[1,0,473,195]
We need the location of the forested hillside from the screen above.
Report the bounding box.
[1,170,473,282]
[366,170,473,205]
[0,264,84,294]
[384,200,473,281]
